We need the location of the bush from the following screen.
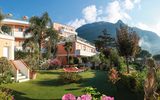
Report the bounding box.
[59,72,82,83]
[39,59,50,70]
[116,71,145,93]
[15,50,28,60]
[156,70,160,92]
[0,88,14,100]
[0,57,14,84]
[83,87,101,99]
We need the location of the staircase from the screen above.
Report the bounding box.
[10,60,30,83]
[17,71,29,82]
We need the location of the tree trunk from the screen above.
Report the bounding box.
[126,57,130,73]
[38,40,42,66]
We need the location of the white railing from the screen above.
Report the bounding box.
[13,32,31,38]
[12,60,29,79]
[10,60,19,81]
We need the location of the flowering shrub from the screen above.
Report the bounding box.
[62,93,76,100]
[62,93,114,100]
[48,58,61,69]
[108,68,120,84]
[49,58,61,66]
[101,95,114,100]
[79,94,92,100]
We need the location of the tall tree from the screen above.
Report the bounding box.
[116,26,140,73]
[64,41,73,65]
[23,12,53,61]
[95,29,115,68]
[95,29,115,52]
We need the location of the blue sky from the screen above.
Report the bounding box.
[0,0,160,36]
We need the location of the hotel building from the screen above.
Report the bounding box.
[53,22,96,64]
[0,19,96,64]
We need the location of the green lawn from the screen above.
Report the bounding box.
[1,69,143,100]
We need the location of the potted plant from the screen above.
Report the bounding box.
[30,69,37,80]
[24,55,38,80]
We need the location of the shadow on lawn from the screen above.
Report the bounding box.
[38,70,63,75]
[79,70,143,100]
[32,79,65,87]
[11,90,33,100]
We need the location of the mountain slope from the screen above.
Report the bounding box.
[76,20,160,54]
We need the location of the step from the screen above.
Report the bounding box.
[18,78,30,83]
[11,77,15,80]
[18,75,26,79]
[18,73,23,76]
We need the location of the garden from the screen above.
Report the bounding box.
[1,12,160,100]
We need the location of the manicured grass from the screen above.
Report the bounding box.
[0,69,143,100]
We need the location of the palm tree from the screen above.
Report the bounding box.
[45,28,59,59]
[64,41,73,65]
[0,10,4,34]
[24,12,53,61]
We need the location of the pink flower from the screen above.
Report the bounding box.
[62,93,76,100]
[101,95,114,100]
[80,94,92,100]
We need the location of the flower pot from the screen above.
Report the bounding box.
[30,71,37,79]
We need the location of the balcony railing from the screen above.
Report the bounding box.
[76,36,95,47]
[75,49,96,57]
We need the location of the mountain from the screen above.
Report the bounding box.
[76,20,160,55]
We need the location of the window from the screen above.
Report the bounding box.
[18,27,23,32]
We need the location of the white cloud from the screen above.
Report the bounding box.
[68,19,86,29]
[123,0,134,10]
[68,0,141,28]
[82,5,97,23]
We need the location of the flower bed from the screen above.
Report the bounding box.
[63,67,86,73]
[62,87,114,100]
[62,93,114,100]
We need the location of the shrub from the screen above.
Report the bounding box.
[108,68,120,84]
[62,93,76,100]
[39,59,50,70]
[62,93,114,100]
[15,50,28,60]
[116,71,145,93]
[0,57,14,84]
[69,56,74,65]
[83,87,101,99]
[116,74,136,92]
[0,88,14,100]
[156,70,160,92]
[24,55,39,71]
[59,72,82,83]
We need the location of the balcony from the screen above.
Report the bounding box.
[76,36,95,47]
[14,32,31,38]
[75,49,96,57]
